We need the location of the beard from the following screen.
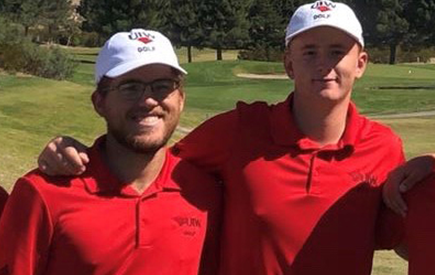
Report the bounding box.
[106,120,177,155]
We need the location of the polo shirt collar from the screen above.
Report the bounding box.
[270,93,361,151]
[82,135,181,196]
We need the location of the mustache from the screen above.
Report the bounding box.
[126,108,165,118]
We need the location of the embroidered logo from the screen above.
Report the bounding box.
[138,36,153,44]
[349,171,378,187]
[173,216,201,227]
[172,216,201,236]
[129,30,155,52]
[311,1,336,12]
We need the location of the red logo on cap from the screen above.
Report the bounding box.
[138,36,153,44]
[317,5,331,12]
[312,1,336,12]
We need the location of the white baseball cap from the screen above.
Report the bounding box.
[95,29,187,84]
[285,1,364,47]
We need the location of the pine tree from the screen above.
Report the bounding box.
[79,0,168,40]
[165,0,203,63]
[247,0,283,60]
[1,0,47,36]
[197,0,252,60]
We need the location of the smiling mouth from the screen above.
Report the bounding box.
[131,114,163,127]
[313,78,337,82]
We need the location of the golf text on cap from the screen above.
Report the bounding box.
[129,30,156,53]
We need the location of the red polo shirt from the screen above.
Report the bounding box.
[0,136,221,275]
[0,186,7,218]
[404,173,435,275]
[173,94,404,275]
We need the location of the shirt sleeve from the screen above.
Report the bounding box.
[0,186,8,218]
[172,109,238,176]
[0,178,53,275]
[375,137,406,250]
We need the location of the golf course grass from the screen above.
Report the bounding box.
[1,46,434,274]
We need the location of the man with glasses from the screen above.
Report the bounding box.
[0,29,221,275]
[31,1,435,274]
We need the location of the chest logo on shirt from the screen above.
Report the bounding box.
[172,216,202,236]
[173,216,201,227]
[349,171,378,186]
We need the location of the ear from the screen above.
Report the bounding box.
[178,90,185,112]
[283,50,295,79]
[91,91,105,117]
[355,50,368,79]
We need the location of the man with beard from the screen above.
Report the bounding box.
[0,29,221,275]
[35,1,435,274]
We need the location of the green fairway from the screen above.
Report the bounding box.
[1,47,435,274]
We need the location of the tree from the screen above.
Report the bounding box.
[403,0,435,46]
[342,0,409,64]
[42,0,75,44]
[165,0,203,63]
[79,0,169,41]
[197,0,252,60]
[245,0,302,61]
[246,0,283,61]
[1,0,47,36]
[375,0,409,64]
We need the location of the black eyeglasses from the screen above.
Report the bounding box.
[109,79,180,101]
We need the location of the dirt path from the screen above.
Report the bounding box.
[371,110,435,119]
[236,73,288,79]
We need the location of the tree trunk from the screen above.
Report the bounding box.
[24,26,29,37]
[389,43,397,65]
[67,34,73,47]
[216,47,223,61]
[187,45,192,63]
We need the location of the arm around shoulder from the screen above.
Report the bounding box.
[173,109,239,174]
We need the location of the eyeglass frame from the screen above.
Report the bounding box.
[99,78,182,101]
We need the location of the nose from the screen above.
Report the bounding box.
[137,86,159,108]
[315,53,332,76]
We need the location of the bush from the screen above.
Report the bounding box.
[366,46,435,64]
[0,40,76,80]
[73,32,103,47]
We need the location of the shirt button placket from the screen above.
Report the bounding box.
[307,152,318,193]
[136,197,153,248]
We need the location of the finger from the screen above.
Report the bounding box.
[63,147,87,174]
[383,176,407,216]
[399,174,418,193]
[38,137,64,170]
[39,150,68,176]
[78,152,90,165]
[72,139,89,154]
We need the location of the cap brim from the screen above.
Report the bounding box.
[105,59,187,79]
[285,24,364,47]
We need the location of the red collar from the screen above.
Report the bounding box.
[82,136,182,197]
[270,93,363,151]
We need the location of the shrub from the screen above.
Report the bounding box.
[0,39,76,80]
[366,46,435,64]
[0,16,76,80]
[73,32,103,47]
